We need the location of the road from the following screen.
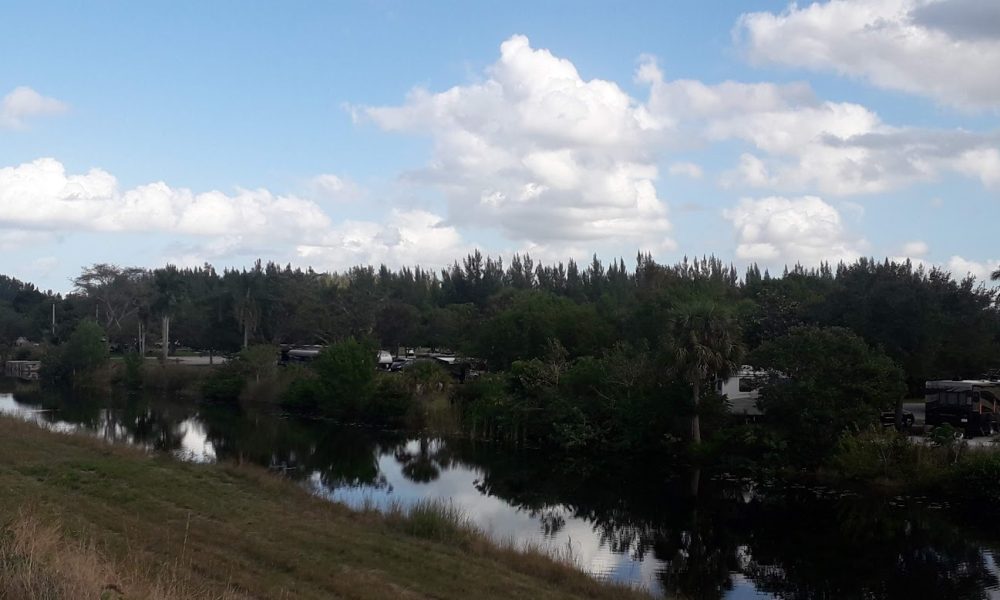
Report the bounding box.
[146,356,228,366]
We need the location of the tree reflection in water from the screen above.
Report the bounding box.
[4,392,1000,600]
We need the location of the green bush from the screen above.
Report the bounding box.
[832,426,916,480]
[122,351,144,390]
[238,345,277,383]
[279,339,410,425]
[402,360,450,394]
[951,450,1000,504]
[281,376,325,413]
[451,373,516,440]
[41,320,108,383]
[201,361,246,403]
[312,338,375,417]
[368,375,413,425]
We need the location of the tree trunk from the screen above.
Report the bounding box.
[691,382,702,445]
[162,315,170,361]
[894,397,903,430]
[243,323,249,349]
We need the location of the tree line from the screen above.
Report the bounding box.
[3,252,1000,486]
[2,253,996,391]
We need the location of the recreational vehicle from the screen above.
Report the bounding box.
[925,380,1000,437]
[717,367,767,417]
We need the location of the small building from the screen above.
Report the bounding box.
[5,360,41,381]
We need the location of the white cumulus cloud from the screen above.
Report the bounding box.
[667,162,704,179]
[1,86,68,129]
[638,57,1000,195]
[296,209,467,271]
[0,158,332,238]
[723,196,867,266]
[737,0,1000,110]
[358,35,673,248]
[0,157,467,270]
[901,240,929,257]
[947,255,1000,282]
[310,173,365,202]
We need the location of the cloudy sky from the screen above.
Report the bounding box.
[2,0,999,292]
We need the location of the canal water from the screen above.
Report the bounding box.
[2,386,999,599]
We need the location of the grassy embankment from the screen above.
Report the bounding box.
[0,417,649,600]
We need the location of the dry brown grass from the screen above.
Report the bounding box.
[0,416,651,600]
[0,511,246,600]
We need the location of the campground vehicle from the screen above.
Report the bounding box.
[879,410,915,428]
[925,380,1000,437]
[717,367,768,419]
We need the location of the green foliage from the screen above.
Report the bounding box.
[752,326,906,466]
[197,346,276,403]
[281,374,325,413]
[122,351,144,390]
[65,320,108,373]
[42,320,109,383]
[4,253,1000,486]
[475,290,610,368]
[402,360,451,394]
[238,344,277,382]
[200,361,246,403]
[951,450,1000,503]
[667,299,743,386]
[707,424,787,472]
[452,341,686,456]
[369,374,414,425]
[831,426,918,480]
[666,298,744,444]
[12,346,40,360]
[311,338,376,415]
[929,424,963,448]
[278,338,410,424]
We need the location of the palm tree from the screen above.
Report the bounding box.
[668,299,743,445]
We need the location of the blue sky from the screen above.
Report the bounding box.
[1,0,998,292]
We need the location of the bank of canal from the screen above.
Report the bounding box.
[2,388,999,599]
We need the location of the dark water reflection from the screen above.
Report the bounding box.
[2,386,999,599]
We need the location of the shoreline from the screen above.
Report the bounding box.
[0,415,651,600]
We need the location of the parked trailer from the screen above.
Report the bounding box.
[5,360,41,381]
[717,367,768,418]
[925,380,1000,437]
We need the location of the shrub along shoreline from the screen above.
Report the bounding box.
[0,416,649,600]
[41,323,1000,509]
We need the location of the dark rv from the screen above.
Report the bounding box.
[925,380,1000,437]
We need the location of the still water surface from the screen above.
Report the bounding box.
[2,387,999,599]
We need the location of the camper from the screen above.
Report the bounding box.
[925,380,1000,437]
[717,367,767,418]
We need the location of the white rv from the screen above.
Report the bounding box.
[717,367,768,417]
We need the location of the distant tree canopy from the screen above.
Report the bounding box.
[41,320,109,383]
[751,326,907,465]
[0,254,997,394]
